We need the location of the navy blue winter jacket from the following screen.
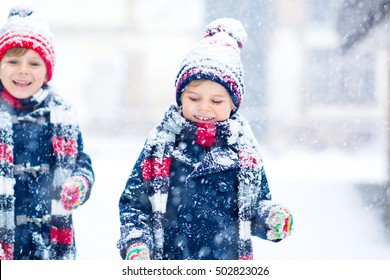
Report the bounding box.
[0,87,94,259]
[118,137,272,260]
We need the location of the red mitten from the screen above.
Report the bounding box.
[60,176,89,210]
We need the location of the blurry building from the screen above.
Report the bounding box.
[337,0,390,226]
[264,0,388,150]
[336,0,390,151]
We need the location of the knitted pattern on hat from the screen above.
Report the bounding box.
[175,18,247,115]
[0,6,55,82]
[138,104,264,260]
[0,90,80,260]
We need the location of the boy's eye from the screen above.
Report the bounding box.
[30,62,42,67]
[188,96,199,101]
[212,99,223,104]
[6,59,18,65]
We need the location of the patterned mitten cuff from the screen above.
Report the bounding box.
[265,205,293,240]
[125,243,150,260]
[60,176,89,210]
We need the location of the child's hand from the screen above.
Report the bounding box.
[125,243,150,260]
[60,176,89,210]
[265,205,293,241]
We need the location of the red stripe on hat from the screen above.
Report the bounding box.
[50,227,73,245]
[0,32,54,56]
[0,143,13,163]
[52,137,78,157]
[224,75,241,105]
[141,158,172,181]
[0,32,55,81]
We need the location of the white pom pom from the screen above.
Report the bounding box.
[204,18,247,49]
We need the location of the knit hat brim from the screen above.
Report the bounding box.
[175,67,242,114]
[0,31,55,82]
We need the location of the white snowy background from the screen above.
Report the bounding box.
[1,0,390,260]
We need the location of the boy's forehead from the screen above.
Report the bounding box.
[5,48,40,58]
[184,84,231,98]
[187,79,228,91]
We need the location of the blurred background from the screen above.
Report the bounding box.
[2,0,390,259]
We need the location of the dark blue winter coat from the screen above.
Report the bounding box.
[118,137,272,260]
[0,87,94,259]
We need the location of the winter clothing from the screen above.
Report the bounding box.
[0,86,94,260]
[0,6,55,82]
[118,105,292,260]
[118,17,292,260]
[126,242,150,260]
[175,18,246,115]
[266,205,293,240]
[60,175,90,210]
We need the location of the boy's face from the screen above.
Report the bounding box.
[0,49,47,99]
[181,80,233,123]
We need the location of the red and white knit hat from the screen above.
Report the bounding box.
[175,18,247,115]
[0,6,55,82]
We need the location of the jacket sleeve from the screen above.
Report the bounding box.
[117,149,153,259]
[250,165,276,241]
[251,165,292,242]
[71,130,95,205]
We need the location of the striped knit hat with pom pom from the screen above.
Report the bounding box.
[175,18,247,115]
[0,6,55,82]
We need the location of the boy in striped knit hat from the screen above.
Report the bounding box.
[118,18,292,260]
[0,6,94,259]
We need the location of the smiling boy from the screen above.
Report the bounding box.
[118,18,293,260]
[0,6,94,260]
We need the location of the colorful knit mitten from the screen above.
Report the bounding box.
[125,243,150,260]
[60,176,89,210]
[265,205,293,240]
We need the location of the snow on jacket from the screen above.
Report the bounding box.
[118,105,278,260]
[0,85,94,260]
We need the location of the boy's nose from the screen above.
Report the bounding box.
[18,63,28,73]
[198,100,210,111]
